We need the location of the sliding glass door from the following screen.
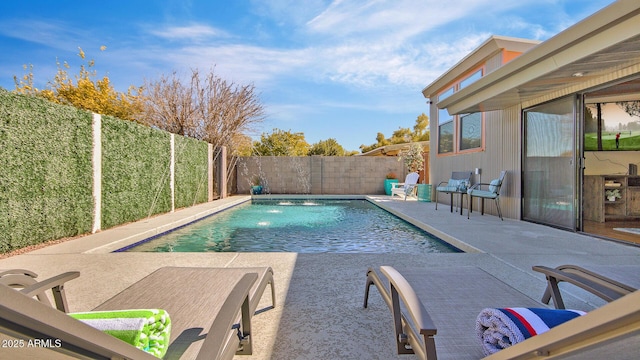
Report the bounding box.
[523,97,577,230]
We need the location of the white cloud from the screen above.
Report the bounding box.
[147,24,229,40]
[306,0,515,40]
[0,19,90,51]
[249,0,329,27]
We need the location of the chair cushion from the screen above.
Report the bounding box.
[488,179,501,193]
[436,186,458,192]
[468,189,497,199]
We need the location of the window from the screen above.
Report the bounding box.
[438,86,455,101]
[436,67,484,154]
[459,113,482,150]
[438,108,454,154]
[460,69,482,90]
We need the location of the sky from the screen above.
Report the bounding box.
[0,0,616,152]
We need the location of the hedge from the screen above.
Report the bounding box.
[174,135,209,209]
[100,115,172,229]
[1,89,214,253]
[0,89,93,253]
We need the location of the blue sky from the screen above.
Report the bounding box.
[0,0,615,152]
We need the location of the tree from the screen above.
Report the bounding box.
[140,70,197,137]
[360,132,389,153]
[309,138,346,156]
[617,101,640,118]
[359,113,430,153]
[413,113,430,141]
[252,129,310,156]
[140,68,265,154]
[13,47,144,121]
[389,127,412,144]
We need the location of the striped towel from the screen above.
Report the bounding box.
[475,307,585,356]
[70,309,171,358]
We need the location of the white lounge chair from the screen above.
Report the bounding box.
[391,172,419,200]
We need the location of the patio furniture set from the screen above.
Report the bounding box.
[391,170,507,220]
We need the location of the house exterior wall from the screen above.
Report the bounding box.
[428,50,524,219]
[429,105,522,219]
[424,2,640,223]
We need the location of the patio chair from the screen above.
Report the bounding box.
[467,170,507,220]
[533,264,639,309]
[391,172,420,200]
[0,266,276,360]
[363,266,640,360]
[435,171,472,214]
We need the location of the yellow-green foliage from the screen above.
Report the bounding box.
[14,47,144,122]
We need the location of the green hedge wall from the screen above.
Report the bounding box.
[0,89,213,253]
[101,115,172,229]
[0,89,93,252]
[175,136,209,209]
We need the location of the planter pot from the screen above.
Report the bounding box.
[251,185,263,195]
[384,179,399,195]
[416,184,432,202]
[607,196,617,202]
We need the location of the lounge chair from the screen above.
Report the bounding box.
[533,264,639,309]
[467,170,507,220]
[435,171,472,214]
[363,266,640,359]
[391,172,420,200]
[0,268,79,312]
[0,266,275,360]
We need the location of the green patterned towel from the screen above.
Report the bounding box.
[69,309,171,358]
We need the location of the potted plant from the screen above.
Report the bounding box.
[398,143,428,200]
[398,142,425,174]
[250,175,263,195]
[384,172,399,195]
[605,189,621,202]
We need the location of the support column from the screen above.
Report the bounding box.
[208,144,214,201]
[170,134,175,212]
[216,146,228,199]
[91,113,102,233]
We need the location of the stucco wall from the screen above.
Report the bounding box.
[236,156,408,195]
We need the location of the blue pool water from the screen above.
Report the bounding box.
[123,200,460,253]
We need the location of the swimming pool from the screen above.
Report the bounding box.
[121,199,461,253]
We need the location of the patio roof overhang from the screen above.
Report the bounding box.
[432,0,640,115]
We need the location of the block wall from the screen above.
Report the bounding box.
[236,156,408,195]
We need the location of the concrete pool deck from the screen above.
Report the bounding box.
[1,195,639,359]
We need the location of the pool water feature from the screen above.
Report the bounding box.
[122,200,460,253]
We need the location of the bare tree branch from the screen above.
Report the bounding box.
[138,68,264,151]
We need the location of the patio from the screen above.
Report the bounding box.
[1,195,639,359]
